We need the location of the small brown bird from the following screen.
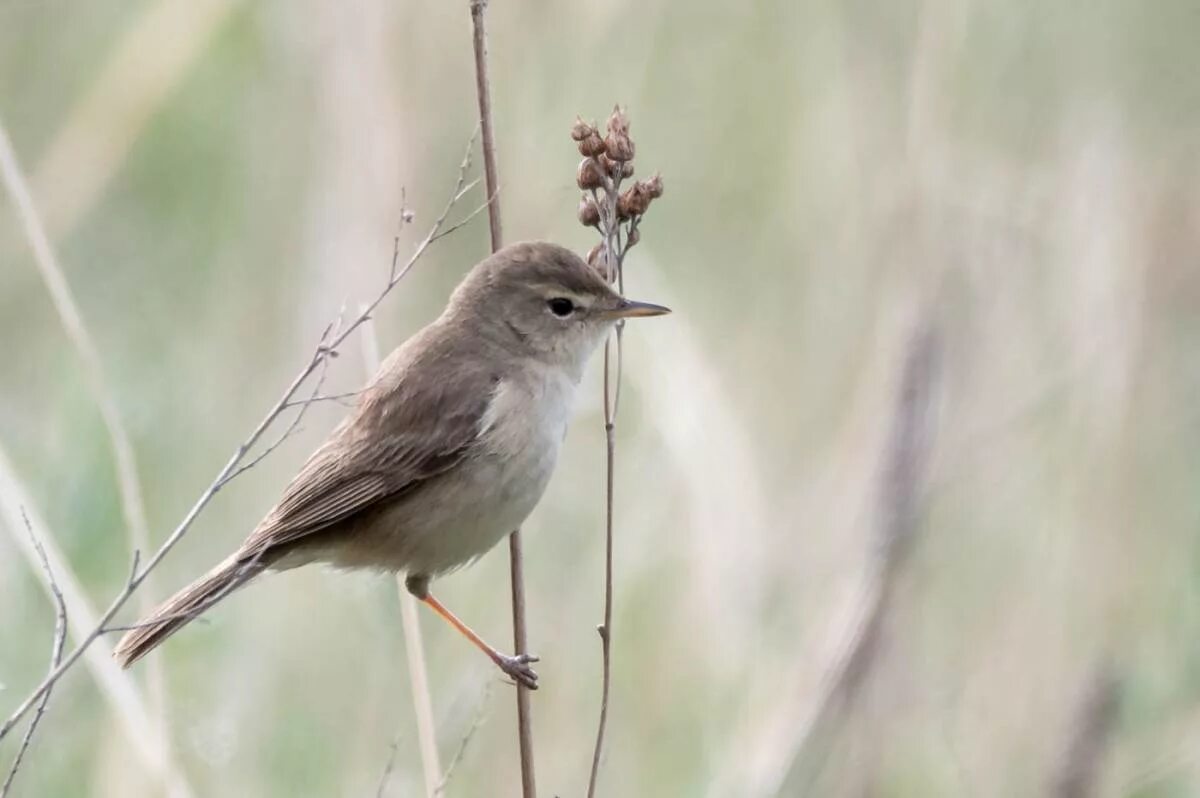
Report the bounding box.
[113,241,668,688]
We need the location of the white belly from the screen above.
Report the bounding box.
[381,367,576,576]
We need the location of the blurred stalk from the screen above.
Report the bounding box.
[1052,659,1120,798]
[773,316,940,795]
[0,116,174,771]
[29,0,239,242]
[361,314,442,798]
[467,3,538,797]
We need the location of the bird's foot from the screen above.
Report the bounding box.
[495,652,539,690]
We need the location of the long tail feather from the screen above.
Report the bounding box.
[113,555,263,668]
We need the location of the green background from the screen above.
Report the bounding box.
[2,0,1199,795]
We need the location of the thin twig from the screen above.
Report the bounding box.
[361,314,442,798]
[280,390,361,409]
[435,682,493,796]
[586,119,629,798]
[0,130,483,746]
[587,339,618,798]
[467,3,537,797]
[217,317,340,488]
[375,734,402,798]
[0,511,68,798]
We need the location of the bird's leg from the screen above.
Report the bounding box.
[404,574,539,689]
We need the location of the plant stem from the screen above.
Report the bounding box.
[467,3,537,797]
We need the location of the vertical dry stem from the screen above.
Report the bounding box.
[571,105,659,798]
[587,340,618,798]
[361,315,442,798]
[467,3,537,797]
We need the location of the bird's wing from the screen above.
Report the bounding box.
[239,333,497,558]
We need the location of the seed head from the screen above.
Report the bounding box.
[570,116,598,141]
[577,194,600,227]
[642,172,664,198]
[586,242,613,281]
[617,180,654,219]
[598,154,623,178]
[603,105,635,162]
[578,134,605,157]
[576,158,606,191]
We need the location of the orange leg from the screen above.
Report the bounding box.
[420,593,539,689]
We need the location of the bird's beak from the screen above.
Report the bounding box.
[605,298,672,319]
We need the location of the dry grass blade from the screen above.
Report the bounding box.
[361,313,442,798]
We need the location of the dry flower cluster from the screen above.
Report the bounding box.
[572,106,663,284]
[573,104,663,798]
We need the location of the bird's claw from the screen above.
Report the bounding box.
[496,652,539,689]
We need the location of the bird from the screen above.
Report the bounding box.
[113,241,669,688]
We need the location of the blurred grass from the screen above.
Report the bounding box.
[3,0,1200,796]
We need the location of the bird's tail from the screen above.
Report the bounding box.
[113,555,263,668]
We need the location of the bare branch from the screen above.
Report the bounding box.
[466,3,537,797]
[429,187,499,245]
[217,318,340,489]
[0,131,484,746]
[435,682,493,796]
[375,734,403,798]
[0,511,68,798]
[280,390,362,410]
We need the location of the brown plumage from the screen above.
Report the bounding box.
[113,241,669,686]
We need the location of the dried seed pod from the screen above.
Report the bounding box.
[604,132,635,162]
[616,193,633,221]
[586,242,612,280]
[604,105,635,161]
[618,182,653,218]
[598,154,622,178]
[642,172,664,198]
[606,105,630,137]
[576,158,606,190]
[620,160,635,178]
[570,116,597,142]
[577,194,600,227]
[578,132,606,157]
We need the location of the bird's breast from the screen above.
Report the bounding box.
[393,368,578,576]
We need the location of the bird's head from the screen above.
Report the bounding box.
[447,241,670,376]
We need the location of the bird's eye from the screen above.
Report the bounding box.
[547,297,575,317]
